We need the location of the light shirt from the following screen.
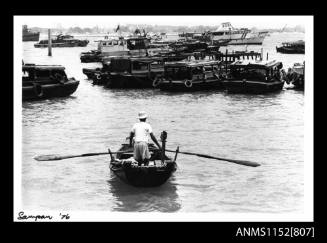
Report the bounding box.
[131,122,153,143]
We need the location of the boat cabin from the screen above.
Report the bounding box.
[109,57,164,74]
[22,64,67,83]
[228,60,283,81]
[96,38,126,50]
[163,60,222,80]
[126,37,150,50]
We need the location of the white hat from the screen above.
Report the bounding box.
[138,111,147,119]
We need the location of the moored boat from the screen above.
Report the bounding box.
[276,40,305,54]
[80,50,103,63]
[23,25,40,42]
[100,56,165,88]
[22,63,79,100]
[222,60,285,94]
[34,34,89,48]
[211,22,267,46]
[109,132,178,187]
[155,60,224,91]
[284,62,305,90]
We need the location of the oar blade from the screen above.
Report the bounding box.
[34,154,66,161]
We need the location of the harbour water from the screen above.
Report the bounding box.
[21,32,305,213]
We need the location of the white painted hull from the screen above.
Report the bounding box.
[228,36,266,45]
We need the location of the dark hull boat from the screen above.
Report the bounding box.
[222,60,285,94]
[100,56,164,88]
[109,143,178,187]
[222,80,284,94]
[276,46,304,54]
[23,63,79,101]
[106,73,159,88]
[23,33,40,42]
[285,63,304,91]
[276,40,305,54]
[22,25,40,42]
[157,78,224,92]
[80,50,103,63]
[23,80,79,101]
[34,34,89,48]
[155,60,224,92]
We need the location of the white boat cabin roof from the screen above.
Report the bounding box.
[22,64,65,71]
[165,60,221,67]
[230,60,282,68]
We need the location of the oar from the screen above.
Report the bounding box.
[34,151,131,161]
[165,149,260,167]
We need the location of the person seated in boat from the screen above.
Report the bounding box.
[129,111,162,166]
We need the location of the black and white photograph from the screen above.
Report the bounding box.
[13,15,313,222]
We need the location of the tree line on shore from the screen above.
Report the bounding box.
[28,24,305,35]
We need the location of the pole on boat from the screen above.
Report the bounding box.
[261,48,263,61]
[160,131,167,164]
[48,29,52,56]
[266,52,269,60]
[225,49,228,75]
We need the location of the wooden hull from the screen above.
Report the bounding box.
[222,80,285,94]
[109,143,177,187]
[110,160,177,187]
[107,74,153,88]
[158,78,224,92]
[22,79,79,101]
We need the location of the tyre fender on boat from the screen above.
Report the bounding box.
[95,73,102,80]
[152,76,162,88]
[33,83,44,98]
[184,79,193,88]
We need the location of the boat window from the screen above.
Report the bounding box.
[165,66,189,80]
[133,62,149,71]
[231,67,267,81]
[36,69,51,78]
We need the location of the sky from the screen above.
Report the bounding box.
[16,15,309,29]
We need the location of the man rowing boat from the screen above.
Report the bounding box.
[129,111,161,166]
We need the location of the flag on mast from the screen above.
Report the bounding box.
[115,24,120,32]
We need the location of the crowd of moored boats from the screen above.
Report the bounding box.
[22,23,305,101]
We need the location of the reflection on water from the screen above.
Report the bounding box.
[108,174,181,212]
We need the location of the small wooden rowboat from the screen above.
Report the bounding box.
[109,132,178,187]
